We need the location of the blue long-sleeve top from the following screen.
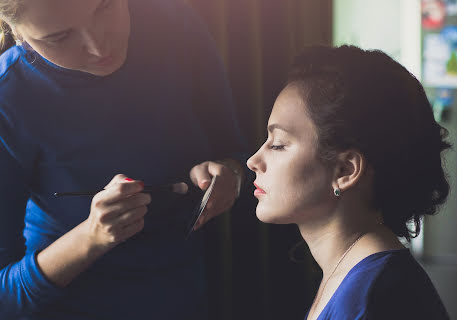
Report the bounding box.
[0,0,245,318]
[306,249,449,320]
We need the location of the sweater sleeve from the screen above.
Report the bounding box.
[0,105,63,317]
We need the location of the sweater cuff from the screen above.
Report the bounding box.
[21,251,63,303]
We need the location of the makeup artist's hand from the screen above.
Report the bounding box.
[84,174,151,252]
[190,159,243,230]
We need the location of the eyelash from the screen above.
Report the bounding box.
[270,145,285,151]
[48,33,70,44]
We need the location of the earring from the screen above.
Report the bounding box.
[334,188,341,197]
[15,39,22,46]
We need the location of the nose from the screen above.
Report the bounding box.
[247,148,265,173]
[81,28,109,57]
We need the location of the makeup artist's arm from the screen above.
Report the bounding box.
[190,159,244,229]
[36,174,151,288]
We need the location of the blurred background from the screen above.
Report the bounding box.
[185,0,457,319]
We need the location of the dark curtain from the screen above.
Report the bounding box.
[186,1,333,319]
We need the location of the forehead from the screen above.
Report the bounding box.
[268,85,316,136]
[18,0,98,36]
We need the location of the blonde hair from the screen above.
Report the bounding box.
[0,0,22,54]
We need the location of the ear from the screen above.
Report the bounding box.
[12,28,22,40]
[332,149,366,193]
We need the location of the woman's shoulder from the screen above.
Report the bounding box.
[319,249,406,318]
[0,45,25,82]
[323,249,449,319]
[330,249,409,304]
[0,46,31,115]
[360,249,449,319]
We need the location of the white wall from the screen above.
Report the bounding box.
[333,0,421,79]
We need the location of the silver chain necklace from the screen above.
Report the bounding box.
[307,232,366,320]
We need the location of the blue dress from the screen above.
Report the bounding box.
[306,249,449,320]
[0,0,245,319]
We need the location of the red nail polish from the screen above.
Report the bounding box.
[125,178,134,182]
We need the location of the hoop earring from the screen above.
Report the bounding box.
[334,188,341,197]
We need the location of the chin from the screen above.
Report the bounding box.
[255,206,291,224]
[255,199,307,225]
[86,52,127,76]
[89,61,123,76]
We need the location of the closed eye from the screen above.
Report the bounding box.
[270,145,285,151]
[47,32,71,43]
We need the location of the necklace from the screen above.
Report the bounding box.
[307,232,366,320]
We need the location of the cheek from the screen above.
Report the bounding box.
[108,1,130,43]
[255,158,332,224]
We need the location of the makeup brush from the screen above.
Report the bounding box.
[54,182,189,197]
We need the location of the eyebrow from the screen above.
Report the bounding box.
[38,0,108,40]
[267,123,291,134]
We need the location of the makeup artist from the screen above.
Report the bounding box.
[0,0,245,319]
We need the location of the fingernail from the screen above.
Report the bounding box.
[125,178,134,182]
[200,180,210,187]
[139,181,145,188]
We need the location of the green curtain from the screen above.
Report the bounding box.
[186,1,333,319]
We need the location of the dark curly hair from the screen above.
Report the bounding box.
[288,45,451,241]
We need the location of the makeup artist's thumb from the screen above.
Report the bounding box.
[196,174,211,190]
[190,165,212,191]
[199,178,211,190]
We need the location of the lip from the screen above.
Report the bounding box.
[253,182,266,196]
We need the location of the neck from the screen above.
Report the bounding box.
[298,203,383,277]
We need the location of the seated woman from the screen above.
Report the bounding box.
[247,45,450,320]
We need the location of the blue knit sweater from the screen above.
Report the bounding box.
[305,249,449,320]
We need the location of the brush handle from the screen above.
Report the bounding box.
[54,184,175,197]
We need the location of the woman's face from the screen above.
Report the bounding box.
[16,0,130,76]
[247,85,335,225]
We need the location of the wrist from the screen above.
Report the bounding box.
[77,220,111,259]
[35,219,111,288]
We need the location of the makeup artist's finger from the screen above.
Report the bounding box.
[93,181,145,207]
[207,161,232,177]
[191,161,239,230]
[99,193,151,221]
[193,181,236,230]
[119,218,145,242]
[104,174,129,189]
[190,162,212,190]
[114,206,148,228]
[194,200,225,230]
[105,174,145,192]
